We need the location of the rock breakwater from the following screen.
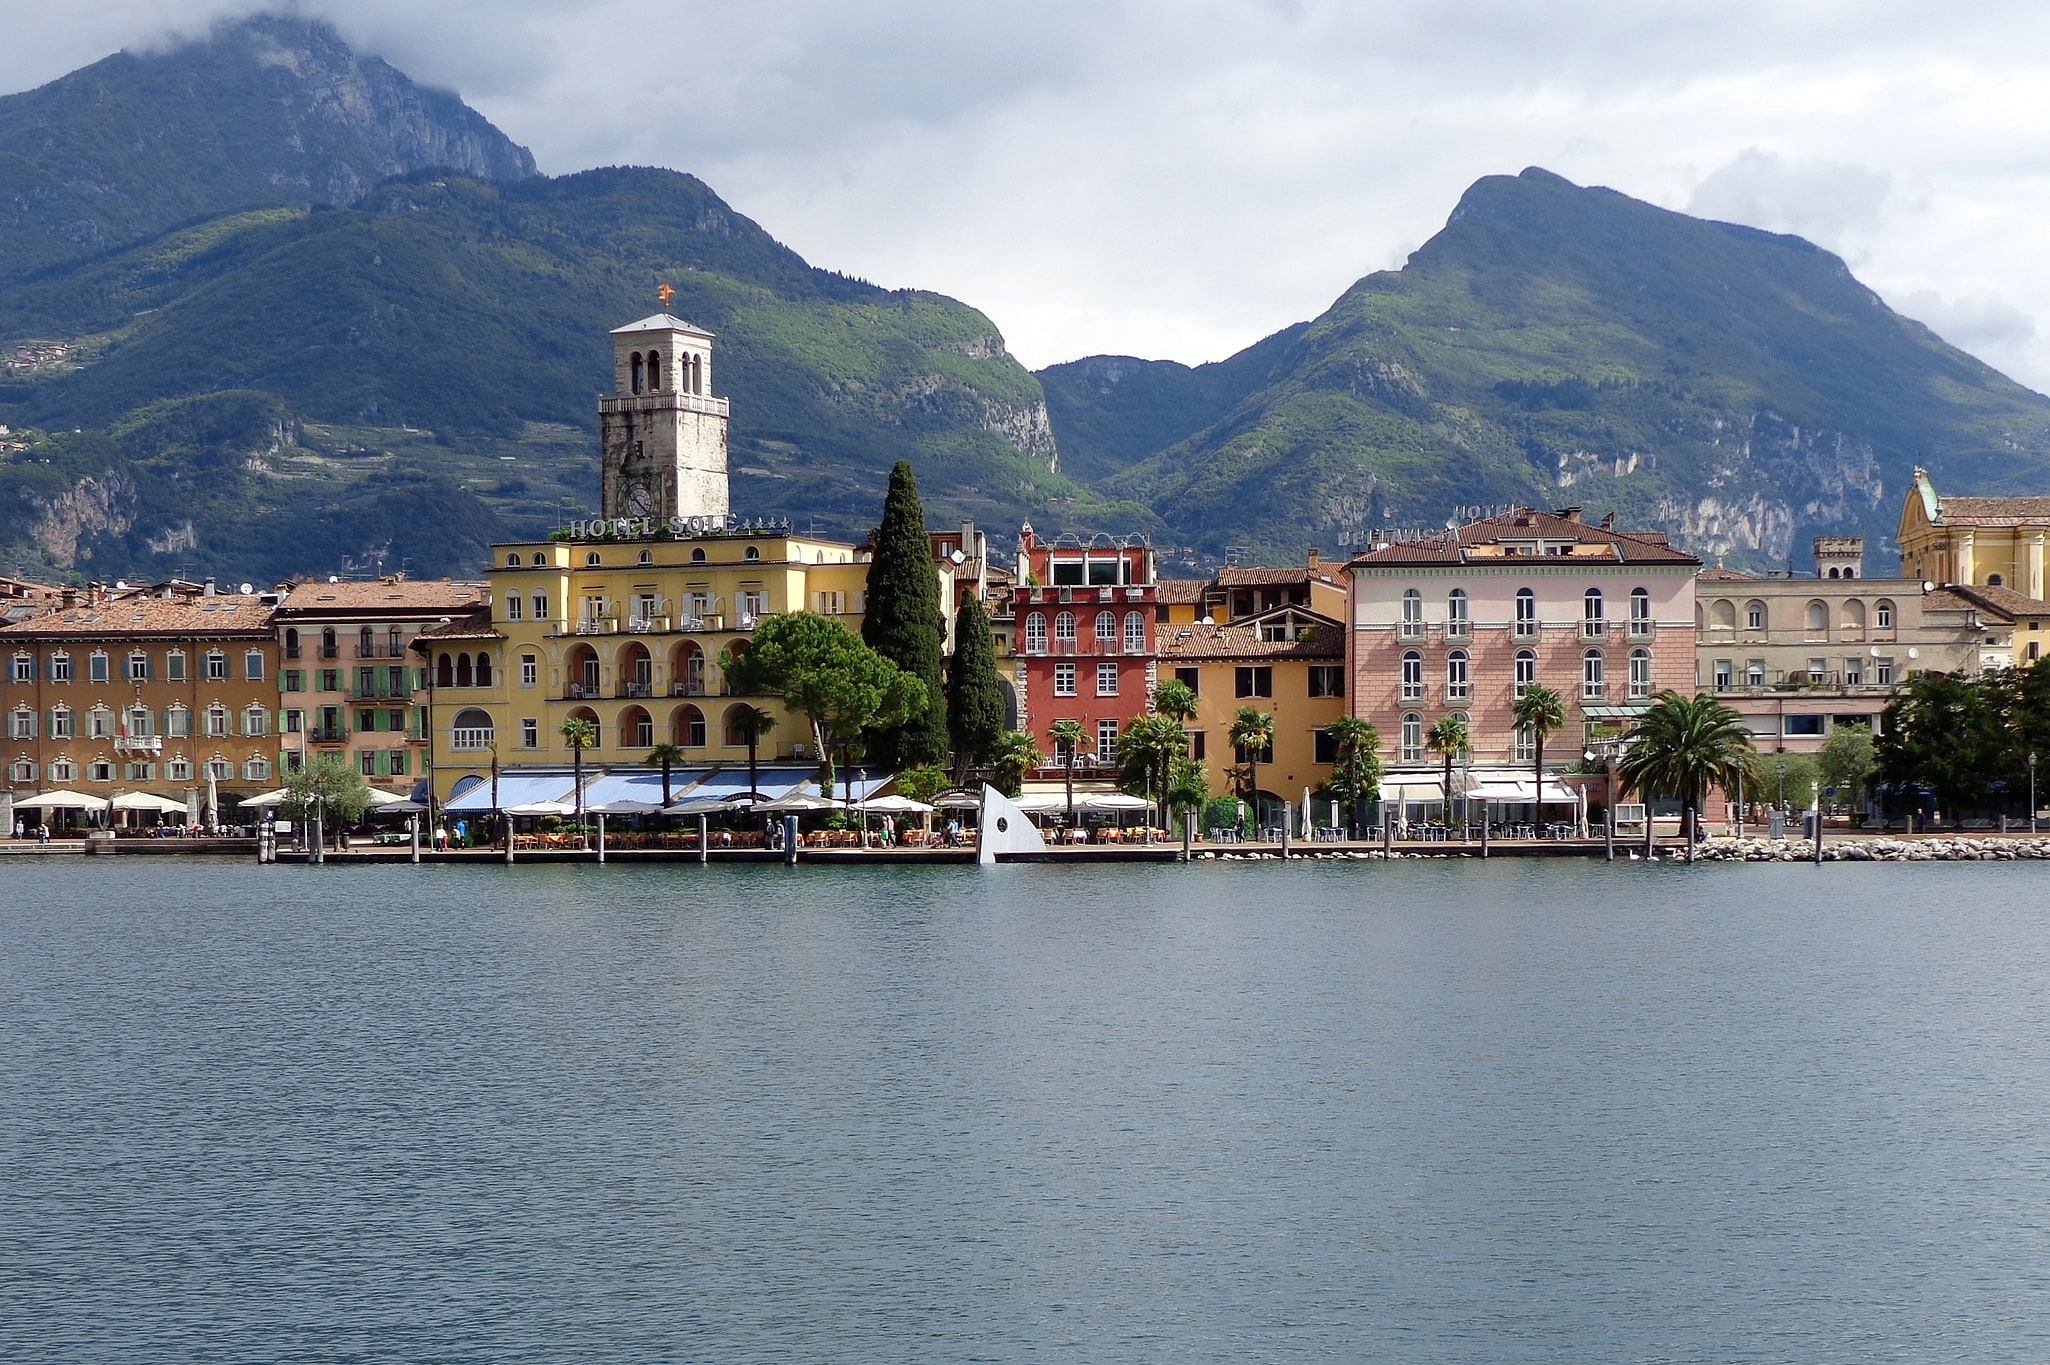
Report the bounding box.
[1699,836,2050,862]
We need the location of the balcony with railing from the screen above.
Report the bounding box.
[308,724,348,744]
[1582,618,1607,640]
[345,681,414,701]
[113,735,162,754]
[621,681,653,698]
[626,616,671,634]
[566,681,601,700]
[353,643,405,659]
[575,616,618,635]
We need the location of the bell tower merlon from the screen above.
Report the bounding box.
[599,312,729,521]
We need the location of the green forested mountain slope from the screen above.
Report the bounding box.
[0,163,1112,581]
[1061,168,2050,566]
[0,15,535,285]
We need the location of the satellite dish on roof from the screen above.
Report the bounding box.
[328,575,340,584]
[950,549,966,565]
[239,583,253,594]
[114,580,128,590]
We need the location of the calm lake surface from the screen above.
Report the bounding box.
[5,856,2050,1362]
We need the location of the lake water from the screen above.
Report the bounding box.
[5,857,2050,1362]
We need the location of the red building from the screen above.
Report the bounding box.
[1009,525,1158,767]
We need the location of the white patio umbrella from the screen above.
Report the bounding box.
[757,791,839,812]
[855,793,935,814]
[109,791,189,814]
[1081,792,1152,811]
[931,790,982,809]
[503,799,577,817]
[1011,792,1068,813]
[668,796,739,816]
[13,790,110,811]
[587,799,663,815]
[361,788,411,808]
[238,788,292,809]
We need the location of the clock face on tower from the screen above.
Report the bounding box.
[624,481,653,517]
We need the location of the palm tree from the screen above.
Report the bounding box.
[989,730,1043,799]
[1048,718,1088,829]
[1228,707,1276,831]
[560,715,597,846]
[647,742,685,806]
[1511,684,1567,835]
[1425,715,1471,825]
[1151,679,1198,726]
[1326,715,1381,839]
[726,704,778,800]
[1165,756,1210,848]
[1119,714,1188,836]
[1619,691,1755,859]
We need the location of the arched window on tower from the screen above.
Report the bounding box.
[631,352,645,394]
[647,351,662,391]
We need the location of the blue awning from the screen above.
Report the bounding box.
[444,771,578,812]
[581,770,704,807]
[683,767,822,801]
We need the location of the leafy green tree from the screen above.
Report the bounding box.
[561,715,597,832]
[282,751,374,850]
[1816,722,1877,813]
[894,764,950,804]
[1983,660,2050,797]
[1425,715,1471,824]
[989,730,1043,799]
[1618,691,1754,834]
[1512,684,1568,817]
[723,612,925,791]
[725,703,778,800]
[1879,672,2001,821]
[1228,707,1276,821]
[1118,713,1188,831]
[860,460,948,769]
[1048,717,1089,827]
[1324,715,1382,838]
[944,593,1005,781]
[647,742,685,806]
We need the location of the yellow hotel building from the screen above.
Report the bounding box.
[417,526,872,803]
[1899,466,2050,597]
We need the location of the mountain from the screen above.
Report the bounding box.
[0,19,1125,584]
[0,14,535,285]
[1051,168,2050,567]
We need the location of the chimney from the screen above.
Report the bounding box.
[203,578,217,597]
[60,588,79,608]
[1600,512,1615,530]
[1306,547,1320,570]
[1554,506,1583,523]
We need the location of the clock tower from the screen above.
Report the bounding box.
[599,310,729,521]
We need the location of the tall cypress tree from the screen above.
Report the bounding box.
[861,460,948,768]
[945,593,1005,781]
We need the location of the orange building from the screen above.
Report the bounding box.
[2,588,281,825]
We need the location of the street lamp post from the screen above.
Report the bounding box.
[2032,752,2039,836]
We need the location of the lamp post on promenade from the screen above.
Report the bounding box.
[2032,752,2039,836]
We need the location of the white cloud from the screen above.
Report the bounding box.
[3,0,2049,392]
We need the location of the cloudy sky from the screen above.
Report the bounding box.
[6,0,2050,388]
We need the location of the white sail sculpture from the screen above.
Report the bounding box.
[977,784,1047,865]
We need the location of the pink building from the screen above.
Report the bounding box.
[1346,508,1699,784]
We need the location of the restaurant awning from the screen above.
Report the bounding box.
[443,772,579,813]
[1466,778,1579,804]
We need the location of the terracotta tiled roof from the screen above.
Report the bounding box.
[1155,608,1344,661]
[1698,567,1761,580]
[1348,508,1700,567]
[1215,566,1340,587]
[1939,495,2050,524]
[410,608,502,644]
[1155,578,1211,605]
[1936,583,2050,621]
[278,579,487,615]
[0,594,275,638]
